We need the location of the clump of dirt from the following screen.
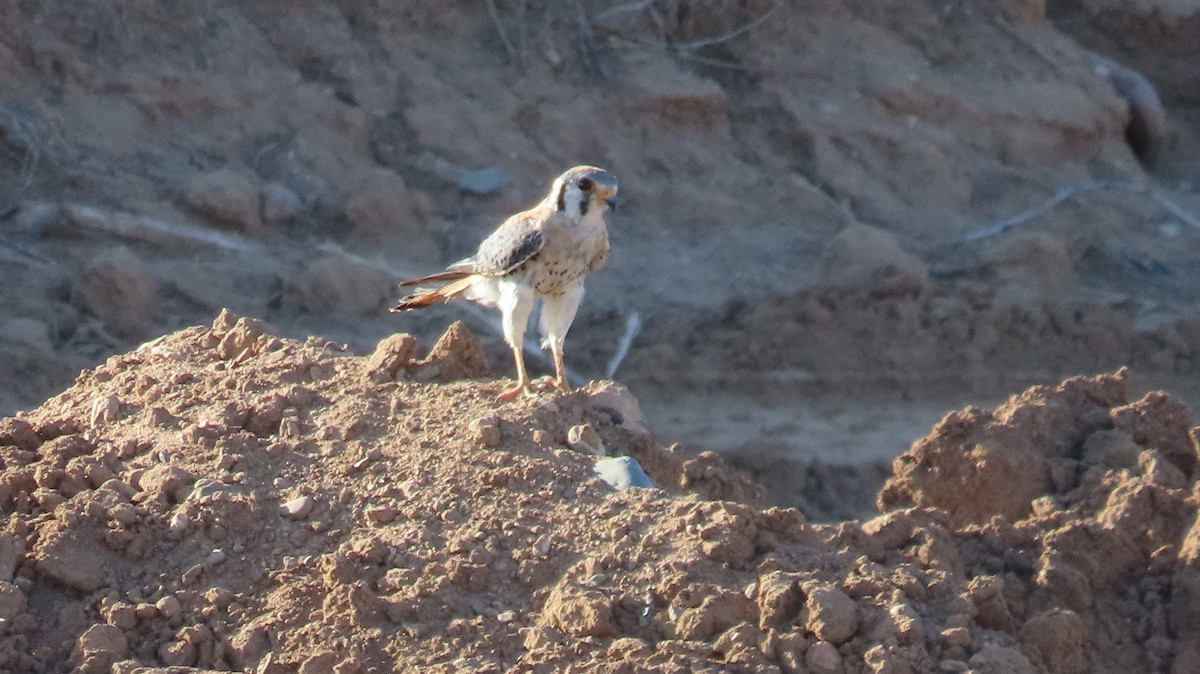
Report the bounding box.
[2,314,1198,673]
[879,368,1200,673]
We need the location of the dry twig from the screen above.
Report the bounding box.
[484,0,518,59]
[594,0,655,23]
[667,0,781,51]
[962,181,1200,242]
[605,312,642,380]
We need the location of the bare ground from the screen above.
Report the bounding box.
[1,316,1199,673]
[2,2,1200,671]
[0,316,1195,671]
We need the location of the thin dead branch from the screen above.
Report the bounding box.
[668,0,780,51]
[0,105,42,189]
[484,0,518,60]
[0,237,58,268]
[594,0,655,24]
[791,174,860,226]
[962,181,1200,242]
[605,312,642,380]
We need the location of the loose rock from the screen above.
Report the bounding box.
[804,583,859,645]
[469,415,502,448]
[567,423,606,456]
[365,333,419,383]
[807,640,843,674]
[281,495,315,520]
[540,584,615,638]
[592,456,655,491]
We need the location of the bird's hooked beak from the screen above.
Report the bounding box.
[598,185,617,211]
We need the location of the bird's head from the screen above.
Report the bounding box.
[551,165,618,220]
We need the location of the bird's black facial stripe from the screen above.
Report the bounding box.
[556,181,567,212]
[579,197,589,216]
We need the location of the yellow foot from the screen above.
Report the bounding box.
[496,381,533,401]
[528,376,570,394]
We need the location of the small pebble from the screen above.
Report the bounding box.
[807,640,842,674]
[134,603,159,620]
[366,507,399,525]
[106,602,137,630]
[156,595,182,621]
[100,478,138,499]
[181,564,204,586]
[89,394,122,426]
[592,456,655,491]
[206,549,227,566]
[940,627,970,648]
[188,478,233,501]
[169,513,189,534]
[469,416,502,448]
[280,495,315,520]
[534,534,552,556]
[497,610,516,623]
[567,423,605,456]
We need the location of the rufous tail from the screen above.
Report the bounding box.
[390,277,472,312]
[398,268,471,287]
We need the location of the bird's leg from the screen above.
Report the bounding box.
[497,345,532,400]
[497,279,536,401]
[539,284,584,394]
[549,338,570,392]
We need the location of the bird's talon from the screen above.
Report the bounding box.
[496,382,531,401]
[526,377,556,392]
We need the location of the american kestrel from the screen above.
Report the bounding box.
[391,165,617,399]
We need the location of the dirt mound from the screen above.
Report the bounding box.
[3,0,1200,424]
[1,315,1197,673]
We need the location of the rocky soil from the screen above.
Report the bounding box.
[1,315,1199,673]
[2,0,1200,424]
[3,3,1200,671]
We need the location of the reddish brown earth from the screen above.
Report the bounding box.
[3,3,1200,672]
[2,315,1199,673]
[2,0,1200,423]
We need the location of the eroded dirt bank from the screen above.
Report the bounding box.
[3,0,1200,437]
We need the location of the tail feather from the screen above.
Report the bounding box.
[390,277,473,312]
[399,259,476,287]
[398,269,471,287]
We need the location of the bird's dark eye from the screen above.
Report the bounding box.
[578,177,594,192]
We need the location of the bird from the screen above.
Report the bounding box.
[391,165,617,400]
